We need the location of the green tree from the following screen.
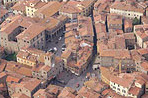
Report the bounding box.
[133,17,140,25]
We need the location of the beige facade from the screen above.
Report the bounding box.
[110,3,144,19]
[0,14,66,54]
[25,0,46,17]
[59,0,96,20]
[3,0,18,8]
[134,24,148,48]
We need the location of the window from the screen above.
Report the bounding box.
[122,90,126,93]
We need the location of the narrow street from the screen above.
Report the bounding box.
[51,11,100,91]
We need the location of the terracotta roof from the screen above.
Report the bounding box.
[77,86,101,98]
[128,86,141,96]
[0,7,8,18]
[11,0,26,12]
[111,2,144,13]
[0,72,7,79]
[16,24,45,41]
[6,76,22,83]
[11,93,29,98]
[110,73,135,88]
[58,87,76,98]
[141,61,148,71]
[100,49,131,59]
[35,1,64,17]
[0,59,7,72]
[23,78,41,91]
[40,65,51,72]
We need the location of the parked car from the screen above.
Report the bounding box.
[59,37,62,41]
[53,47,57,52]
[62,44,66,48]
[76,83,80,88]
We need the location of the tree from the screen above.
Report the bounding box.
[133,17,140,25]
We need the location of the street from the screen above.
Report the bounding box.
[50,10,99,91]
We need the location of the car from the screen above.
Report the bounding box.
[62,44,66,48]
[62,48,65,51]
[76,83,80,88]
[59,37,62,41]
[48,49,54,53]
[53,47,57,52]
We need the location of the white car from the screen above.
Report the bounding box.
[62,48,65,51]
[53,47,57,52]
[59,37,62,41]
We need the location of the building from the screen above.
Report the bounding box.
[110,73,147,98]
[59,0,96,21]
[0,47,5,59]
[2,0,18,8]
[107,14,123,30]
[11,0,27,15]
[110,2,144,19]
[136,61,148,75]
[100,67,112,85]
[17,47,64,80]
[0,7,8,24]
[124,19,133,33]
[25,0,46,17]
[21,79,41,98]
[134,24,148,48]
[146,8,148,16]
[76,86,101,98]
[35,1,64,19]
[0,14,66,53]
[58,87,76,98]
[33,84,63,98]
[62,41,93,76]
[100,49,134,68]
[8,78,41,98]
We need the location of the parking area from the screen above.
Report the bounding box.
[44,33,65,57]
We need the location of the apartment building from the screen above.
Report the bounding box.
[146,8,148,16]
[124,19,133,33]
[0,7,8,24]
[25,0,46,17]
[2,0,18,8]
[110,2,144,19]
[32,56,64,80]
[134,24,148,48]
[11,0,26,15]
[100,67,112,85]
[136,61,148,75]
[33,85,63,98]
[107,14,123,30]
[16,48,45,67]
[0,47,5,59]
[35,1,64,18]
[21,79,41,98]
[110,73,146,98]
[0,14,66,53]
[62,41,93,76]
[100,49,134,68]
[0,15,46,53]
[16,47,64,80]
[9,78,41,98]
[59,0,96,21]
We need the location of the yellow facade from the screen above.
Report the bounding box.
[17,57,36,67]
[26,6,37,17]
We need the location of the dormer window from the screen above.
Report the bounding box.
[30,3,34,7]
